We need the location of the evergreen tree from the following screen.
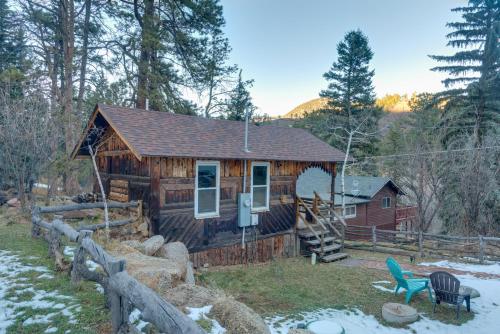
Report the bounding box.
[225,70,256,121]
[306,30,382,163]
[430,0,500,145]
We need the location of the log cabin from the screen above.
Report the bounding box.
[72,104,346,266]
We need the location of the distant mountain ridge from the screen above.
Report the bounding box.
[282,96,411,119]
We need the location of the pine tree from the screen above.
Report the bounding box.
[430,0,500,145]
[225,70,256,121]
[310,30,382,161]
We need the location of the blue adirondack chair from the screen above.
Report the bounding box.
[386,257,433,304]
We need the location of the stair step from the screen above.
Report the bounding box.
[312,244,342,254]
[305,236,336,246]
[298,229,330,239]
[321,252,349,262]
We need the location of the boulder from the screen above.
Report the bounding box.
[209,296,271,334]
[7,198,20,208]
[112,252,185,295]
[142,235,164,256]
[163,284,224,309]
[121,240,145,253]
[156,241,189,265]
[137,221,149,237]
[460,285,480,298]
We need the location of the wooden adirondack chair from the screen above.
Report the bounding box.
[430,271,470,319]
[386,257,433,304]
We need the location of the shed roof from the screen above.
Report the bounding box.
[334,176,404,198]
[73,104,346,162]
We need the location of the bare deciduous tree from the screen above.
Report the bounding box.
[0,84,56,207]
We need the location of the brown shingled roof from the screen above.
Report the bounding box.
[74,104,346,162]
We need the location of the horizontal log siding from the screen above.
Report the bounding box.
[159,159,334,252]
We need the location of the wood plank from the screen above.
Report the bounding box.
[109,192,128,202]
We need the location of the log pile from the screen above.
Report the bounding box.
[109,179,129,203]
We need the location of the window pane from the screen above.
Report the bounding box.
[198,189,216,214]
[253,165,268,186]
[198,165,216,188]
[253,187,267,208]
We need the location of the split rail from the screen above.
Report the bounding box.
[31,201,205,334]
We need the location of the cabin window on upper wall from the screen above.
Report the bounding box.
[382,196,391,209]
[251,162,270,211]
[195,161,220,218]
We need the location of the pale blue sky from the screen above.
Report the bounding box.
[221,0,464,116]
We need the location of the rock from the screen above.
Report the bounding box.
[460,285,480,298]
[121,240,145,253]
[157,241,189,265]
[7,198,20,208]
[209,296,271,334]
[382,302,418,324]
[142,235,164,256]
[111,252,185,295]
[163,284,224,309]
[138,221,149,237]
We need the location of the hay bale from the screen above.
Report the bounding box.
[209,296,270,334]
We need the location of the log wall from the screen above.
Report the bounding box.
[94,127,337,254]
[190,232,297,268]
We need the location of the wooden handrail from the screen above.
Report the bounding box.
[313,191,347,228]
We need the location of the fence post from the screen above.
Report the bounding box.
[71,230,93,284]
[418,230,423,257]
[31,206,41,238]
[372,225,377,249]
[479,235,485,264]
[109,259,129,333]
[48,216,63,259]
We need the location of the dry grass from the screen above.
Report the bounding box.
[198,253,474,327]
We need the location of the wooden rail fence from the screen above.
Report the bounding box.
[31,201,205,334]
[345,225,500,263]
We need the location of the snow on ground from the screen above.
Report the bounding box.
[187,305,226,334]
[420,260,500,276]
[266,262,500,334]
[0,250,81,333]
[64,245,101,271]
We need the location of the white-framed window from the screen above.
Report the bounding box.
[334,205,356,219]
[382,196,391,209]
[194,161,220,218]
[251,162,270,211]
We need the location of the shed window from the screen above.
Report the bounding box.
[251,162,270,211]
[382,197,391,209]
[195,161,220,218]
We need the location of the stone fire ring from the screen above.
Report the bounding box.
[382,302,418,324]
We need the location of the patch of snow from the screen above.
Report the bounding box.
[45,327,58,333]
[419,260,500,276]
[130,308,150,332]
[371,281,405,294]
[0,250,81,333]
[267,272,500,334]
[38,273,54,279]
[64,245,101,271]
[187,305,226,334]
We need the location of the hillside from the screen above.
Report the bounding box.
[283,98,329,118]
[283,96,411,119]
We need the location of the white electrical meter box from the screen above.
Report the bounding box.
[251,214,259,226]
[238,193,252,227]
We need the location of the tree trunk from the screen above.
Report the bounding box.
[76,0,91,115]
[136,0,155,109]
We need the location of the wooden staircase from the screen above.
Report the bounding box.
[296,192,348,263]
